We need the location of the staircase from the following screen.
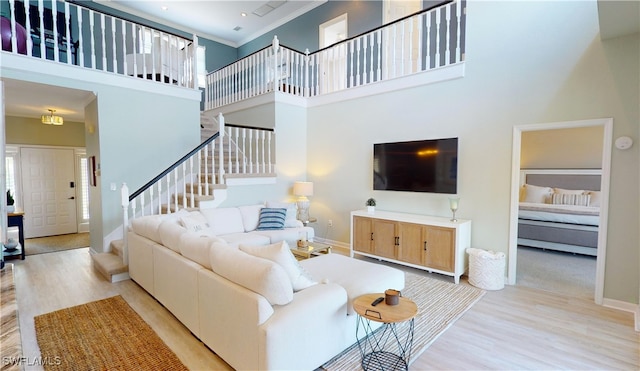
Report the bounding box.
[92,239,129,282]
[92,112,276,282]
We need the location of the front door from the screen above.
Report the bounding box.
[21,147,78,238]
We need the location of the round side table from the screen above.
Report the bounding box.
[353,293,418,371]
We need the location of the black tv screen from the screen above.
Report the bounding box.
[373,138,458,194]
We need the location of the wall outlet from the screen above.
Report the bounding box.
[328,219,333,227]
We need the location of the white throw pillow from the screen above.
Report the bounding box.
[240,241,317,292]
[266,201,299,228]
[238,204,264,232]
[209,242,293,305]
[522,184,553,203]
[179,211,209,233]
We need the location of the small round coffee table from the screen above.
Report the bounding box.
[353,293,418,371]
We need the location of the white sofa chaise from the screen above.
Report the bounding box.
[127,205,405,370]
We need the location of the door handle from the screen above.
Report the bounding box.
[68,196,75,200]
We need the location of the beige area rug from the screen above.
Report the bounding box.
[1,264,21,371]
[322,272,485,370]
[34,295,188,371]
[26,233,90,256]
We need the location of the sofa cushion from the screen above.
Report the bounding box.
[256,208,287,230]
[219,233,271,247]
[266,201,299,228]
[179,232,225,269]
[301,254,405,315]
[250,227,314,245]
[158,219,187,253]
[240,241,317,291]
[238,204,264,232]
[201,207,245,235]
[132,209,190,244]
[209,242,293,305]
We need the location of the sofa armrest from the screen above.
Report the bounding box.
[197,268,274,371]
[258,282,349,370]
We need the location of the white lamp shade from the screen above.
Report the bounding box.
[293,181,313,197]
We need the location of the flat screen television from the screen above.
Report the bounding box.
[373,137,458,194]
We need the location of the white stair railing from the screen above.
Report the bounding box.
[2,0,198,89]
[204,0,464,109]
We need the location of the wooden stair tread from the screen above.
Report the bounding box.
[92,252,128,280]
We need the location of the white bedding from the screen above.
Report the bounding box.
[518,202,600,226]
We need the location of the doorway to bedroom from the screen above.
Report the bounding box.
[509,118,613,304]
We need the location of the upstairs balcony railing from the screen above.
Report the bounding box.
[1,0,198,88]
[204,0,464,109]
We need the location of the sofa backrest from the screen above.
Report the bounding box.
[201,207,250,235]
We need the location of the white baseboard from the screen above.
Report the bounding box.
[602,297,639,332]
[312,237,349,255]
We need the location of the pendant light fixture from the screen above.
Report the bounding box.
[42,109,64,125]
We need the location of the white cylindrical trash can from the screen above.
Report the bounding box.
[466,248,505,290]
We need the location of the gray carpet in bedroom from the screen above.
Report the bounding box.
[516,246,596,299]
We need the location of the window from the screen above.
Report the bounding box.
[79,157,90,221]
[5,147,18,209]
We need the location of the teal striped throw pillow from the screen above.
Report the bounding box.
[256,208,287,230]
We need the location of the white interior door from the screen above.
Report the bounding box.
[21,147,78,238]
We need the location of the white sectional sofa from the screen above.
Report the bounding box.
[127,204,405,370]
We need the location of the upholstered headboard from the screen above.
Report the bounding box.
[520,169,601,191]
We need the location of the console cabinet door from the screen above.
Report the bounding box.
[372,219,397,259]
[397,222,425,266]
[353,216,374,253]
[424,226,455,272]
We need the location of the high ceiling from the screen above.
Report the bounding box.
[98,0,326,47]
[2,0,639,122]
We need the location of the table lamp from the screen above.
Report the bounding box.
[294,181,313,222]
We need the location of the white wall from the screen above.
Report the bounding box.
[306,1,639,304]
[220,102,308,206]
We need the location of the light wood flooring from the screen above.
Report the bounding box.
[8,248,639,370]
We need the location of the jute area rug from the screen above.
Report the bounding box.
[34,295,187,371]
[26,233,90,256]
[322,272,485,370]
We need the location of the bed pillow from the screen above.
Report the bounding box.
[256,208,287,230]
[553,187,585,195]
[586,191,601,207]
[240,241,317,291]
[552,193,591,207]
[522,184,553,204]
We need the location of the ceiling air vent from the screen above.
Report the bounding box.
[233,26,242,31]
[252,0,286,17]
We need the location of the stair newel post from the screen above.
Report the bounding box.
[217,113,225,185]
[121,183,129,266]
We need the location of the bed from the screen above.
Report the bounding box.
[517,169,601,256]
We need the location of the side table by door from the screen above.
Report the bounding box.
[353,293,418,370]
[5,211,25,260]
